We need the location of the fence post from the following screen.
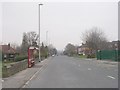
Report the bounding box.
[100,50,101,60]
[115,50,118,61]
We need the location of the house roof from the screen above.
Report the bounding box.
[0,45,16,54]
[78,44,88,48]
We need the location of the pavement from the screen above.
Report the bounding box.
[97,59,118,65]
[74,57,118,65]
[22,55,118,88]
[2,57,52,88]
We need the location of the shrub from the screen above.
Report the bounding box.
[15,55,28,62]
[87,54,96,58]
[79,54,83,56]
[35,53,48,59]
[35,54,39,58]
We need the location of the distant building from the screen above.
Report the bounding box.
[0,43,17,60]
[77,43,91,55]
[107,40,120,50]
[77,40,120,58]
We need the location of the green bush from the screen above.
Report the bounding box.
[35,53,48,59]
[87,54,96,58]
[15,55,28,61]
[79,54,83,56]
[35,54,39,58]
[79,55,87,58]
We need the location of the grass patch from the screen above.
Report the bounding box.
[79,55,87,58]
[2,61,15,67]
[72,54,87,58]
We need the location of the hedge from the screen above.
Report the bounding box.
[87,54,96,58]
[15,55,28,62]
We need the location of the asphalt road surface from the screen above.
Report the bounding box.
[24,55,118,88]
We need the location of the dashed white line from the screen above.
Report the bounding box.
[107,76,116,79]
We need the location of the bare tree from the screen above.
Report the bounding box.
[10,43,19,49]
[64,43,76,56]
[26,31,39,46]
[21,31,39,54]
[82,27,108,53]
[48,44,57,56]
[10,43,21,54]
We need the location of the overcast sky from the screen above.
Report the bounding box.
[1,1,118,50]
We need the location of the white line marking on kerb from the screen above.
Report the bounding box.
[22,66,43,88]
[22,59,49,88]
[107,76,116,79]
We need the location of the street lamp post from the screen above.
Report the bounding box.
[38,3,43,62]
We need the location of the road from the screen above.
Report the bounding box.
[24,55,118,88]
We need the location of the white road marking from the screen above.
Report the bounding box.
[22,59,49,88]
[1,80,4,82]
[88,68,91,70]
[25,80,29,85]
[22,69,42,88]
[22,65,44,88]
[107,76,116,79]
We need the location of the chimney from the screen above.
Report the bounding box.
[8,43,10,50]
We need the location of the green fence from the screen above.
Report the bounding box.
[96,50,120,61]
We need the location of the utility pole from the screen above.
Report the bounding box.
[38,3,43,62]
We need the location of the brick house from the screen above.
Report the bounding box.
[0,44,16,60]
[77,43,91,55]
[107,40,120,50]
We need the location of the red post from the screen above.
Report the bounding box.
[28,47,30,68]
